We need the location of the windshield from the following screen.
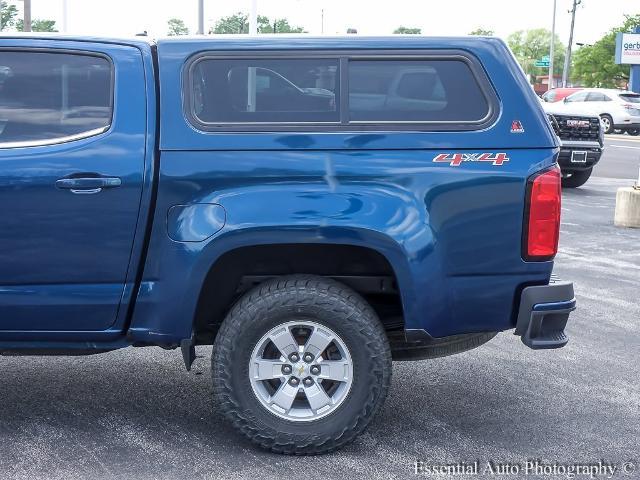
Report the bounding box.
[619,93,640,104]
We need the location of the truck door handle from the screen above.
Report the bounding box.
[55,176,122,194]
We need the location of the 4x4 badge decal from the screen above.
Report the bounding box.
[432,153,510,167]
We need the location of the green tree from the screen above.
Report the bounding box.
[469,28,494,36]
[573,14,640,87]
[167,18,189,36]
[507,28,564,81]
[16,18,58,32]
[393,26,421,34]
[0,0,18,31]
[257,15,271,33]
[260,18,304,34]
[211,12,248,34]
[211,12,304,34]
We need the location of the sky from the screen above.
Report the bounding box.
[13,0,639,44]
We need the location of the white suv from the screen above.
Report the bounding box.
[558,88,640,135]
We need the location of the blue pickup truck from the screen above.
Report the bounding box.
[0,35,575,454]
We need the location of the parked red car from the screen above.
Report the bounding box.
[542,87,583,103]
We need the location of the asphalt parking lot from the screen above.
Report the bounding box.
[0,137,638,480]
[595,134,640,179]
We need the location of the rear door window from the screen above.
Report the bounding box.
[0,51,112,146]
[190,57,339,124]
[348,59,489,122]
[586,92,610,102]
[565,91,588,103]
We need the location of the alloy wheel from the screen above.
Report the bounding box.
[249,321,353,422]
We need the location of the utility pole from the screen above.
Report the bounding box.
[562,0,581,87]
[548,0,557,90]
[197,0,204,34]
[321,9,324,34]
[21,0,31,31]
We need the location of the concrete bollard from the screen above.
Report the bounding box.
[614,187,640,228]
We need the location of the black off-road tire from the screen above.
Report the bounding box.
[562,168,592,188]
[211,275,392,455]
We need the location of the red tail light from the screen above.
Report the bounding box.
[523,166,561,261]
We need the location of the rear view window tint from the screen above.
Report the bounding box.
[620,93,640,104]
[0,51,112,145]
[348,59,489,122]
[191,58,339,123]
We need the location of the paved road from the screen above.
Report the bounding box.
[0,174,638,479]
[595,134,640,180]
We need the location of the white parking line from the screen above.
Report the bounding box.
[609,144,640,149]
[604,136,640,143]
[606,134,640,140]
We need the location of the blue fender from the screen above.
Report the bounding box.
[129,181,423,345]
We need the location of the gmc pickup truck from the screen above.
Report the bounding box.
[543,102,604,188]
[0,35,576,455]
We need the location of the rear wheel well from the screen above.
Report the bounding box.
[193,244,404,344]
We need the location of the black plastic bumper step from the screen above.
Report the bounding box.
[515,280,576,350]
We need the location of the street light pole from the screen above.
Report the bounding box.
[62,0,68,33]
[247,0,258,113]
[548,0,557,90]
[197,0,204,34]
[562,0,581,87]
[249,0,257,35]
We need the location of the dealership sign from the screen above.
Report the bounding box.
[615,33,640,65]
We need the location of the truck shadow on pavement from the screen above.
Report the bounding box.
[2,331,636,480]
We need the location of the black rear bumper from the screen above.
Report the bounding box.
[514,280,576,349]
